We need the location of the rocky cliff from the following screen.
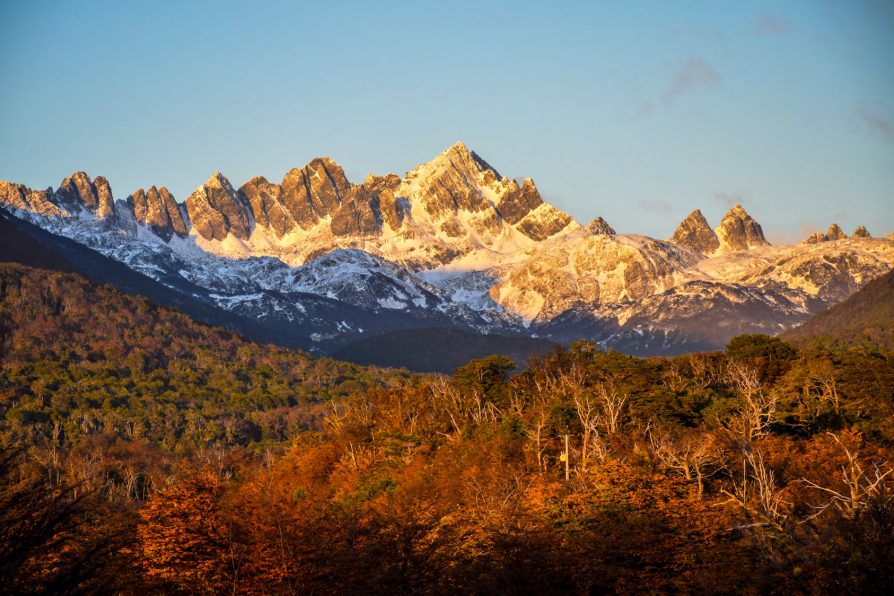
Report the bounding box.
[715,204,769,252]
[669,209,719,254]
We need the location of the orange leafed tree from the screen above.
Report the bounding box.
[137,471,240,593]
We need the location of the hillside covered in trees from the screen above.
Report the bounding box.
[1,263,894,593]
[783,268,894,351]
[0,264,410,452]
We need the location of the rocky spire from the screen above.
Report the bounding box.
[128,186,188,241]
[669,209,720,254]
[852,225,871,239]
[280,157,351,231]
[715,205,768,252]
[404,142,499,222]
[497,178,543,225]
[0,181,69,217]
[803,223,870,244]
[93,176,115,218]
[240,176,293,238]
[56,172,115,217]
[826,223,846,241]
[361,173,405,231]
[802,230,826,244]
[586,216,616,236]
[185,172,252,241]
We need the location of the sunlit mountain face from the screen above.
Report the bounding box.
[3,142,892,365]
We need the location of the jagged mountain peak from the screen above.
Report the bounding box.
[803,223,872,244]
[826,223,846,240]
[423,141,500,178]
[204,170,235,189]
[306,155,341,169]
[853,225,871,238]
[56,171,115,217]
[186,171,251,241]
[440,140,474,164]
[399,143,576,245]
[244,175,270,185]
[59,170,92,188]
[725,204,747,217]
[670,209,719,254]
[586,217,616,236]
[715,204,768,252]
[802,231,825,244]
[0,179,70,217]
[127,185,188,241]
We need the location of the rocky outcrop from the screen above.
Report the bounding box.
[715,205,768,252]
[93,177,115,218]
[0,181,69,217]
[128,186,188,241]
[331,186,381,236]
[803,224,870,244]
[377,189,408,231]
[802,231,826,244]
[405,142,496,221]
[515,206,574,242]
[102,144,576,261]
[280,157,350,230]
[185,172,252,241]
[56,172,115,217]
[498,178,543,225]
[362,173,401,195]
[586,217,616,236]
[669,209,719,254]
[826,223,846,241]
[852,225,871,239]
[239,176,294,238]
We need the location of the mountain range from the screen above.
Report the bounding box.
[3,142,893,369]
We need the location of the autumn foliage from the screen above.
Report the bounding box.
[2,265,894,592]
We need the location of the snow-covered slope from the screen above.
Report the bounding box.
[3,142,893,357]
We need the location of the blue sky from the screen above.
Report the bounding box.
[2,0,892,242]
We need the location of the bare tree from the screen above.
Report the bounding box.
[802,433,893,521]
[648,428,719,498]
[723,362,777,442]
[661,360,688,393]
[722,448,788,532]
[572,389,598,473]
[594,380,627,435]
[687,353,717,388]
[806,360,842,417]
[526,407,549,474]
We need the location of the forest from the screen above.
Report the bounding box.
[2,263,894,593]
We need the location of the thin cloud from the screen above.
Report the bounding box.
[758,14,792,35]
[857,107,894,140]
[661,58,720,106]
[640,199,673,214]
[713,191,746,208]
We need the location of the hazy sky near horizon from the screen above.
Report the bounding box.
[2,0,893,242]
